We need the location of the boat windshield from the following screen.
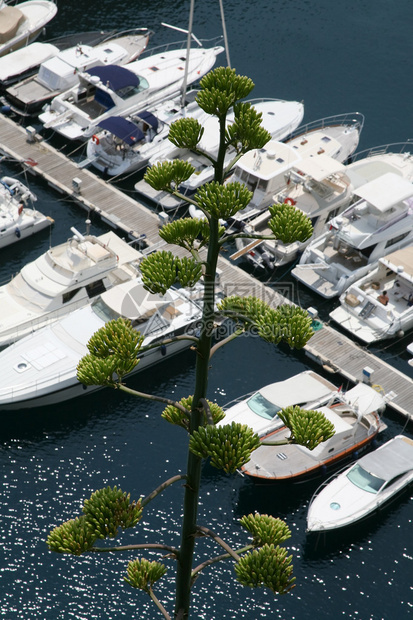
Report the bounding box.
[91,298,120,322]
[247,392,281,420]
[347,463,385,494]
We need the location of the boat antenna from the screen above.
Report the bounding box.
[218,0,231,68]
[162,0,196,108]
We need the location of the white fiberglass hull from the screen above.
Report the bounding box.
[0,1,58,57]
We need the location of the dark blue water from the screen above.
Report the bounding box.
[1,1,413,618]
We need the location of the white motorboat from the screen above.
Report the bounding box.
[82,89,208,176]
[0,228,143,347]
[329,246,413,343]
[38,40,224,141]
[0,175,52,248]
[240,382,392,483]
[306,435,413,532]
[0,30,122,90]
[0,278,204,409]
[218,370,339,437]
[4,28,151,115]
[292,172,413,299]
[133,98,305,208]
[0,0,57,57]
[232,140,413,270]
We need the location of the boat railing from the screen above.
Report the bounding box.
[283,112,365,143]
[137,35,225,59]
[307,462,352,509]
[100,28,154,44]
[350,139,413,162]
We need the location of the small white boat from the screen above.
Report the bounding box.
[4,28,151,115]
[0,228,143,347]
[0,30,123,90]
[0,278,204,409]
[232,139,413,270]
[306,435,413,532]
[133,98,305,208]
[240,382,392,483]
[292,172,413,298]
[38,40,224,141]
[0,0,57,57]
[218,370,339,437]
[0,175,52,249]
[83,89,208,176]
[329,246,413,343]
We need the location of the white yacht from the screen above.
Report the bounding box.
[233,141,413,270]
[38,41,224,141]
[133,98,305,208]
[292,173,413,298]
[0,0,57,57]
[83,89,208,176]
[0,229,143,347]
[329,246,413,343]
[240,382,391,483]
[0,279,204,409]
[0,175,52,249]
[306,435,413,533]
[4,28,150,115]
[218,370,338,437]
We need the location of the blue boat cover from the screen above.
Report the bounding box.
[134,110,159,131]
[87,65,140,92]
[97,117,145,145]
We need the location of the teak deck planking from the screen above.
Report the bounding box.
[0,112,412,420]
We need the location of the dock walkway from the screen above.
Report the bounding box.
[0,113,412,421]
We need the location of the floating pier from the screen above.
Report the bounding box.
[0,112,412,420]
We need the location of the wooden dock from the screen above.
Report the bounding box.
[0,112,412,421]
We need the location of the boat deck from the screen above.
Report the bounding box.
[0,111,412,420]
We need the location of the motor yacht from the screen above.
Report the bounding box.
[0,228,143,347]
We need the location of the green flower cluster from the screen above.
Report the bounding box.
[162,395,225,431]
[189,422,260,473]
[277,405,336,450]
[239,513,291,547]
[77,318,143,386]
[140,250,202,295]
[234,544,295,594]
[268,202,313,244]
[124,557,167,592]
[47,486,142,555]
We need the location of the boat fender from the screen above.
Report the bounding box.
[92,134,100,145]
[321,464,328,476]
[1,105,11,115]
[352,451,359,460]
[160,344,167,356]
[15,227,21,238]
[284,197,297,206]
[18,203,24,216]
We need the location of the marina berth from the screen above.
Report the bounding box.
[0,229,143,347]
[134,97,305,209]
[292,172,413,298]
[3,28,151,115]
[233,141,413,271]
[240,382,393,482]
[306,435,413,532]
[38,40,224,141]
[0,175,52,249]
[329,246,413,343]
[0,279,204,410]
[0,0,57,57]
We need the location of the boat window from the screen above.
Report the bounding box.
[326,207,340,223]
[247,392,281,420]
[62,287,81,303]
[91,298,120,322]
[86,280,106,298]
[347,463,385,494]
[385,231,410,248]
